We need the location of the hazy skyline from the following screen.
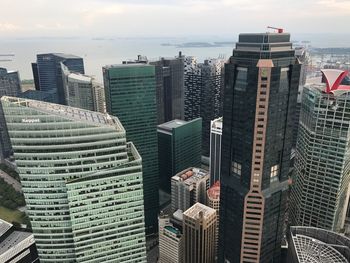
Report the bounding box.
[1,0,350,38]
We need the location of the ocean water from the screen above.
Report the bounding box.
[0,34,349,83]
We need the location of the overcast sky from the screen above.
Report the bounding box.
[1,0,350,38]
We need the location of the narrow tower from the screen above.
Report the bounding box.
[219,32,301,262]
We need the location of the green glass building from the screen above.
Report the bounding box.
[103,64,159,233]
[157,118,202,192]
[1,96,147,263]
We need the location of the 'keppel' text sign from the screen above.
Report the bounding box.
[21,119,41,123]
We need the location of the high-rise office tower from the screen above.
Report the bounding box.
[292,47,310,148]
[207,181,220,259]
[219,32,301,263]
[209,117,223,186]
[62,64,105,112]
[183,202,217,263]
[290,69,350,232]
[1,96,147,262]
[184,58,225,157]
[171,167,209,213]
[159,223,183,263]
[150,53,185,124]
[0,68,21,160]
[33,53,84,104]
[158,118,202,192]
[103,63,159,233]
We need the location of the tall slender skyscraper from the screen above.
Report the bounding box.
[33,53,84,104]
[219,32,301,263]
[150,54,185,123]
[210,117,223,186]
[61,63,105,112]
[1,96,147,262]
[103,63,159,233]
[0,67,21,160]
[290,70,350,232]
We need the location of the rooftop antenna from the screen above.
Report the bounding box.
[267,26,284,33]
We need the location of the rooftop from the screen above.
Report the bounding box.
[158,119,188,132]
[43,53,82,59]
[103,63,153,69]
[1,96,124,131]
[172,167,209,186]
[164,225,181,236]
[183,202,216,220]
[68,72,93,83]
[207,181,220,200]
[0,231,33,255]
[290,226,350,263]
[0,219,12,237]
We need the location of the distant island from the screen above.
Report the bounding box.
[161,41,235,48]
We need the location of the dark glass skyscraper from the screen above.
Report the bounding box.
[103,63,159,234]
[157,118,202,192]
[218,33,301,263]
[150,54,185,124]
[34,53,84,104]
[0,67,21,160]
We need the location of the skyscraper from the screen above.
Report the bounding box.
[62,64,105,112]
[219,32,301,263]
[159,224,183,263]
[184,57,225,157]
[183,202,217,263]
[150,53,185,123]
[0,68,21,160]
[33,53,84,104]
[207,181,220,258]
[209,117,223,186]
[103,63,159,233]
[158,118,202,192]
[171,167,209,213]
[2,96,147,262]
[290,70,350,232]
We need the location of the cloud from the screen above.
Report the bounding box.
[0,23,20,31]
[0,0,349,37]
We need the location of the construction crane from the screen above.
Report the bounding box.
[0,54,14,62]
[267,26,284,33]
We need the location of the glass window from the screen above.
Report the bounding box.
[270,165,279,182]
[235,67,247,91]
[232,161,242,177]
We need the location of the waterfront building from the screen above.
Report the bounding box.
[62,64,105,112]
[33,53,84,104]
[0,68,21,160]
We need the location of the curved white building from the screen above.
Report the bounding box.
[1,96,147,263]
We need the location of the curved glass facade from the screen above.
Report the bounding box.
[1,96,147,263]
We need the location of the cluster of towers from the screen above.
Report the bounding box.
[1,31,350,263]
